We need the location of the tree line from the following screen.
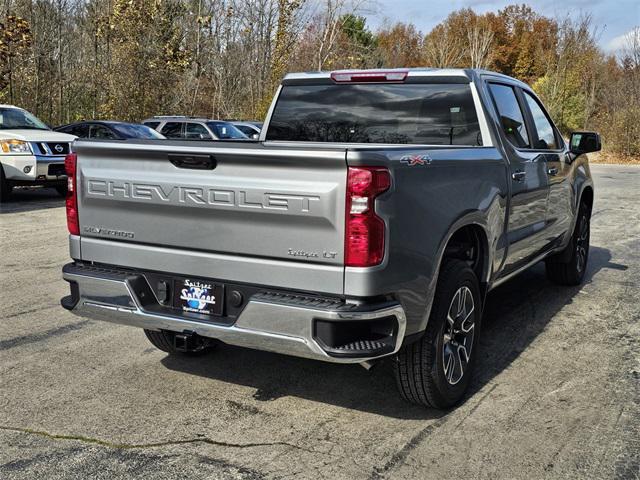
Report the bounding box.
[1,1,638,157]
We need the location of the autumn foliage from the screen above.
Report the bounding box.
[1,1,638,157]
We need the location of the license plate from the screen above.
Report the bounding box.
[173,278,224,316]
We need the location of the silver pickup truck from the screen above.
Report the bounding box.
[61,68,600,408]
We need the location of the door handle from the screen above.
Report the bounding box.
[512,170,526,182]
[168,153,216,170]
[547,167,559,176]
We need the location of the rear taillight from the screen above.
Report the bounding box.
[64,153,79,235]
[345,167,391,267]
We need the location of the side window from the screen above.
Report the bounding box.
[236,125,256,136]
[68,124,90,138]
[185,123,211,139]
[488,83,530,148]
[161,122,184,138]
[143,121,160,130]
[90,125,117,139]
[523,91,558,150]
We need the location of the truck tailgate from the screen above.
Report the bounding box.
[75,140,347,277]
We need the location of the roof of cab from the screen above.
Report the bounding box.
[283,67,530,89]
[284,67,468,81]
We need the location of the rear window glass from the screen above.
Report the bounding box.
[266,83,482,145]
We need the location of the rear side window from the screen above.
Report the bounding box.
[61,124,89,137]
[161,122,184,138]
[90,125,117,139]
[266,83,482,145]
[185,123,211,139]
[143,121,160,130]
[488,83,529,148]
[523,91,558,150]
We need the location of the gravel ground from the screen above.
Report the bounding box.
[0,164,638,479]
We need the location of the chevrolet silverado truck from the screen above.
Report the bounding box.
[60,69,600,408]
[1,105,76,202]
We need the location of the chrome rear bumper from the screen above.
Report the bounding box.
[62,264,406,364]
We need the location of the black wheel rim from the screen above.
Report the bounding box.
[442,286,475,385]
[576,213,590,274]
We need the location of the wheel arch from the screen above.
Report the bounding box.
[411,214,494,338]
[442,223,491,290]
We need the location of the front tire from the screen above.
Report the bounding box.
[144,329,215,356]
[394,259,482,409]
[545,200,591,286]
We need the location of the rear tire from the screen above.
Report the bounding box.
[394,259,482,409]
[0,166,12,203]
[144,329,215,356]
[545,200,591,286]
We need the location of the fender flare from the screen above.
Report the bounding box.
[412,211,493,336]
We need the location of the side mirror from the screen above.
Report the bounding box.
[569,132,601,155]
[251,133,259,140]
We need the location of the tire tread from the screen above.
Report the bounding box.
[394,259,473,408]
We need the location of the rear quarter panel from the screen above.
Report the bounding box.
[345,146,509,335]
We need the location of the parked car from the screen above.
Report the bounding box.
[227,121,263,139]
[55,121,165,140]
[61,68,600,408]
[0,104,76,202]
[142,116,248,140]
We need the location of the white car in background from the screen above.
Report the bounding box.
[0,105,76,202]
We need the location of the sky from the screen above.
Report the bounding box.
[363,0,639,53]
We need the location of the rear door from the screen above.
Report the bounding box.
[75,141,347,266]
[487,82,550,273]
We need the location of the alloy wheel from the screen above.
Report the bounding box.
[442,286,475,385]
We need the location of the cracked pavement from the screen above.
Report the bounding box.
[1,164,638,479]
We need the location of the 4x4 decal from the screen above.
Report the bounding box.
[400,154,432,166]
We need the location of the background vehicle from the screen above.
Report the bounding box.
[55,121,165,140]
[1,105,76,202]
[61,69,600,408]
[142,116,247,140]
[228,121,263,139]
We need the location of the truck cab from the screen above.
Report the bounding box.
[0,105,76,202]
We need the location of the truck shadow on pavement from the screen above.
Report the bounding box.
[0,188,64,214]
[161,246,621,419]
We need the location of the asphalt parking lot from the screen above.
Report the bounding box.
[1,164,638,479]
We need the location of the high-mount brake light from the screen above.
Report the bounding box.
[345,167,391,267]
[331,70,409,83]
[64,152,79,235]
